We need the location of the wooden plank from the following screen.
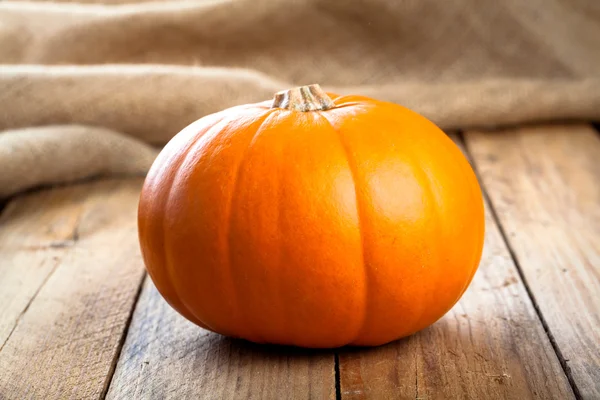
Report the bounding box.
[0,186,90,348]
[338,134,574,399]
[0,179,146,399]
[106,278,336,400]
[464,124,600,399]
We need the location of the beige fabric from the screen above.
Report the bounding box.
[0,125,159,197]
[1,0,599,198]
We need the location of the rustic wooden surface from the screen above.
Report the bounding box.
[0,123,598,399]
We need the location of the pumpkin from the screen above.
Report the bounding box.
[138,84,485,348]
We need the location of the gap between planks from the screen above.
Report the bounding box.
[100,274,148,400]
[334,352,342,400]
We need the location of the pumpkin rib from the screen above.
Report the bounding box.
[163,114,243,334]
[447,135,485,302]
[225,109,279,343]
[432,132,484,304]
[404,140,444,333]
[428,131,484,314]
[318,110,370,346]
[142,114,231,331]
[165,111,264,336]
[274,118,294,345]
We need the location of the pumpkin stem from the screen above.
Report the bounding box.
[271,84,335,112]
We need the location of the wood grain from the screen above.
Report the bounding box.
[0,179,146,399]
[337,134,574,399]
[106,278,336,400]
[465,124,600,399]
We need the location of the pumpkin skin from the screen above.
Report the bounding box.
[138,86,485,348]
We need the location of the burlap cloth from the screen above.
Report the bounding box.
[1,0,599,198]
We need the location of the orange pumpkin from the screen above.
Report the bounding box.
[138,84,485,348]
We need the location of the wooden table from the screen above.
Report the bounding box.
[0,124,598,400]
